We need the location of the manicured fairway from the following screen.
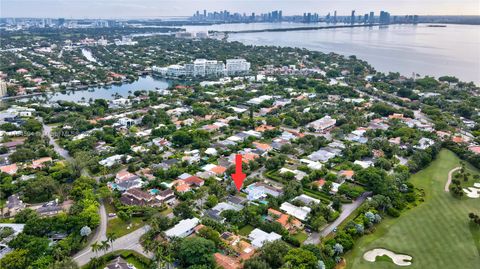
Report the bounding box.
[345,149,480,269]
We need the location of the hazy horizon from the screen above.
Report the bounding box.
[2,0,480,19]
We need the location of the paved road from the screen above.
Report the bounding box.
[73,225,152,267]
[73,203,107,260]
[41,120,72,162]
[40,119,110,264]
[304,192,371,245]
[444,167,462,192]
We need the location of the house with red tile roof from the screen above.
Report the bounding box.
[389,113,404,119]
[0,163,18,175]
[219,231,255,261]
[253,142,273,152]
[388,137,401,145]
[313,179,326,188]
[436,130,451,139]
[268,208,303,232]
[16,68,29,74]
[469,146,480,155]
[183,176,204,187]
[214,253,241,269]
[116,170,138,183]
[242,152,259,163]
[372,149,384,158]
[210,165,227,175]
[31,157,53,169]
[171,175,205,193]
[338,170,355,180]
[255,124,275,132]
[175,183,191,193]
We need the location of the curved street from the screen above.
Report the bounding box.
[40,119,73,162]
[73,225,152,267]
[40,119,110,265]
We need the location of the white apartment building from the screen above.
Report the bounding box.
[153,65,186,77]
[153,58,250,78]
[193,59,225,77]
[226,59,251,76]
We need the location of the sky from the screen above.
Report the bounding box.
[1,0,480,19]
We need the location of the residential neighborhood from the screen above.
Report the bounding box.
[0,14,479,269]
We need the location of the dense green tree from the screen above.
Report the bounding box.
[0,249,30,269]
[177,237,215,267]
[173,202,194,219]
[23,118,43,133]
[282,248,318,269]
[244,258,272,269]
[258,240,291,268]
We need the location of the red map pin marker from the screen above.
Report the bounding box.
[231,154,246,191]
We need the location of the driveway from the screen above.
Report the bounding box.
[304,192,371,245]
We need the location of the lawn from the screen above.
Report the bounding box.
[107,217,146,238]
[105,202,171,238]
[293,231,308,243]
[345,149,480,269]
[239,225,255,236]
[104,201,116,214]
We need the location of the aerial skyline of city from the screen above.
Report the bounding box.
[2,0,479,18]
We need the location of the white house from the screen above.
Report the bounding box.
[165,218,199,239]
[415,138,435,150]
[300,159,323,170]
[354,160,374,169]
[280,202,311,221]
[99,154,131,167]
[248,228,281,248]
[307,115,336,132]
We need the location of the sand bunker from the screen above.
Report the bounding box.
[463,186,480,198]
[363,248,412,266]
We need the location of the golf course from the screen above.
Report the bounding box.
[345,149,480,269]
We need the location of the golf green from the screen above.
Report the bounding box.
[345,149,480,269]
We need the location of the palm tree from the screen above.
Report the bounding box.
[52,257,79,269]
[100,240,110,255]
[287,215,295,227]
[150,217,160,233]
[153,240,174,269]
[91,241,101,255]
[106,232,117,251]
[89,257,102,269]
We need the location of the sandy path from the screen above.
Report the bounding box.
[444,167,461,192]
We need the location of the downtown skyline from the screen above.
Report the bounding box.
[1,0,479,19]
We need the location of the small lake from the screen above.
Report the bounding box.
[25,76,170,103]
